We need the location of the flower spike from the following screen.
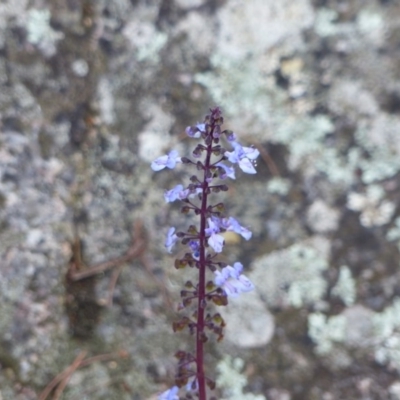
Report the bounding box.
[151,107,258,400]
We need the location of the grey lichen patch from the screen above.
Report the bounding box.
[195,53,278,135]
[314,7,340,37]
[137,102,176,164]
[26,8,65,57]
[122,19,167,63]
[266,177,291,196]
[215,0,314,61]
[328,79,379,119]
[347,185,395,228]
[97,77,116,125]
[0,0,29,50]
[308,298,400,374]
[306,199,340,234]
[373,299,400,371]
[355,116,400,184]
[308,312,347,356]
[251,237,330,309]
[217,356,266,400]
[174,10,216,55]
[331,266,356,306]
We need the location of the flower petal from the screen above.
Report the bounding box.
[226,131,237,142]
[232,262,244,275]
[216,162,236,180]
[227,217,252,240]
[165,227,178,253]
[208,233,224,253]
[205,217,220,236]
[165,150,182,169]
[151,150,181,172]
[186,377,199,392]
[238,158,257,174]
[158,385,179,400]
[164,184,184,203]
[243,146,259,160]
[237,275,255,292]
[214,262,254,297]
[151,155,169,171]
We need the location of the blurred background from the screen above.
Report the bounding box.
[1,0,400,399]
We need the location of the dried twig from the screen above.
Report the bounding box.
[53,351,87,400]
[107,263,125,306]
[38,350,128,400]
[68,220,146,281]
[38,351,87,400]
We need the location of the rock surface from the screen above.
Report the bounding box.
[1,0,400,399]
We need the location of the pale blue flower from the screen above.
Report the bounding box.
[164,185,202,203]
[206,216,252,241]
[186,377,198,392]
[189,240,200,260]
[165,227,178,253]
[164,184,185,203]
[226,131,237,142]
[224,216,252,240]
[196,123,206,132]
[225,142,259,174]
[204,217,225,252]
[216,162,236,180]
[158,385,179,400]
[151,150,182,171]
[214,262,254,297]
[205,217,220,236]
[208,233,225,253]
[185,123,206,138]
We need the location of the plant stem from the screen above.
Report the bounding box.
[196,129,214,400]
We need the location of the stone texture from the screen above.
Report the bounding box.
[1,0,400,399]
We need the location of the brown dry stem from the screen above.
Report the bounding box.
[38,350,128,400]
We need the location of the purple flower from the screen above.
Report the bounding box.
[216,162,236,180]
[165,227,178,253]
[186,377,199,392]
[226,131,237,142]
[158,386,179,400]
[164,184,185,203]
[205,217,220,236]
[206,216,252,241]
[204,217,224,252]
[224,217,252,240]
[185,123,206,138]
[208,233,225,253]
[225,142,259,174]
[164,185,202,203]
[214,262,254,297]
[189,240,200,260]
[151,150,182,171]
